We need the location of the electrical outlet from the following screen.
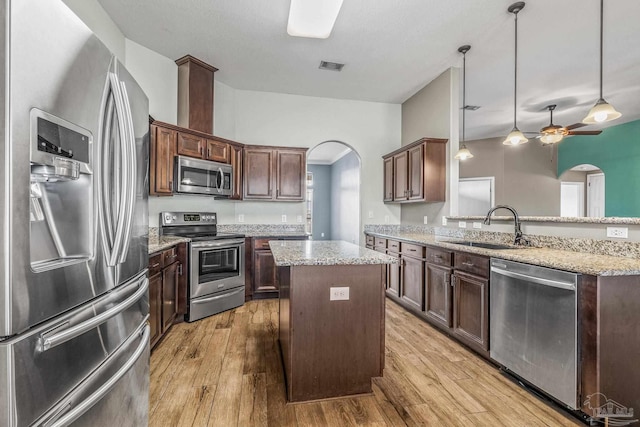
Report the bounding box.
[330,287,349,301]
[473,222,482,229]
[458,221,467,229]
[281,215,287,223]
[384,215,390,223]
[423,216,428,224]
[238,214,245,223]
[296,215,302,223]
[442,217,448,226]
[368,211,374,219]
[321,232,325,237]
[607,227,628,238]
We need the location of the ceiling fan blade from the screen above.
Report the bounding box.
[565,123,587,131]
[567,130,602,136]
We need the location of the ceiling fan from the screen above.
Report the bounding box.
[537,104,602,145]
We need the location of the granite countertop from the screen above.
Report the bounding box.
[148,234,190,254]
[366,231,640,277]
[243,232,311,238]
[270,240,398,267]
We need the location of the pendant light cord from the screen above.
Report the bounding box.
[462,51,466,143]
[513,10,518,128]
[599,0,603,99]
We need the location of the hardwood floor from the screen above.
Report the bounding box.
[150,298,581,426]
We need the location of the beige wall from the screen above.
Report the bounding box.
[400,68,459,225]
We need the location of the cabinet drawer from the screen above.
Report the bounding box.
[454,251,489,278]
[401,242,425,259]
[374,237,386,249]
[149,253,163,276]
[163,246,179,266]
[426,246,452,267]
[365,235,374,246]
[254,238,273,250]
[387,239,401,253]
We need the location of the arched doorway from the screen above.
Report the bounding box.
[306,141,361,243]
[559,164,605,217]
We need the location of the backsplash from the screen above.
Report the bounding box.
[364,224,640,259]
[217,224,307,234]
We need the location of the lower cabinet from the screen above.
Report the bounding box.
[424,263,452,328]
[253,249,277,294]
[401,254,424,311]
[149,243,186,350]
[452,270,489,354]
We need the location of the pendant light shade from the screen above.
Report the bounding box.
[455,45,474,161]
[583,0,621,124]
[503,2,528,146]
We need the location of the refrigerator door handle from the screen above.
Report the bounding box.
[99,90,117,255]
[106,71,132,267]
[44,325,150,427]
[37,277,149,352]
[116,80,137,264]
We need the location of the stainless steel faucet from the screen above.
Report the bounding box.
[483,205,526,246]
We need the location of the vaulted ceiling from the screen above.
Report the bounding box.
[98,0,640,140]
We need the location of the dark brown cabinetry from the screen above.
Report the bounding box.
[177,132,204,158]
[244,147,307,201]
[424,246,453,328]
[150,125,176,196]
[386,239,401,298]
[382,137,448,203]
[452,252,490,355]
[149,243,186,350]
[230,144,243,200]
[246,235,308,300]
[175,55,217,134]
[206,139,230,163]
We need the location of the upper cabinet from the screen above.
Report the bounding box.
[383,137,448,203]
[150,124,176,196]
[244,147,306,201]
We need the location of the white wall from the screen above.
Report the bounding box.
[62,0,125,61]
[125,39,177,124]
[330,152,360,243]
[214,80,236,140]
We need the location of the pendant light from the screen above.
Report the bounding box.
[503,2,528,146]
[582,0,621,124]
[455,45,474,161]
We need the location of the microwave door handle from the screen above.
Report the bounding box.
[37,277,149,352]
[116,81,137,264]
[217,167,223,193]
[107,72,131,266]
[44,324,150,427]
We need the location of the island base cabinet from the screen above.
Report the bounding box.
[452,271,489,355]
[279,264,385,402]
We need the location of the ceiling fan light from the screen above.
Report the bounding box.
[503,128,528,146]
[540,133,564,145]
[582,98,622,124]
[454,145,474,160]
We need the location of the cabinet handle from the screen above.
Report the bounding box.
[462,262,475,267]
[207,148,211,158]
[434,254,443,259]
[178,264,183,276]
[151,263,160,268]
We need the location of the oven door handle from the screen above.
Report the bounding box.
[191,239,245,249]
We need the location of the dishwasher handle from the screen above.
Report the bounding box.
[491,266,576,291]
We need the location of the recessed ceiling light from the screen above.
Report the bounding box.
[319,61,345,72]
[287,0,344,39]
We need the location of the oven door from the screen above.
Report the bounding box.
[190,240,245,298]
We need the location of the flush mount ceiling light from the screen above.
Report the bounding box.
[503,2,528,146]
[583,0,621,124]
[455,45,474,161]
[287,0,344,39]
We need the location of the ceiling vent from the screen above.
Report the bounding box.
[319,61,345,71]
[463,105,481,111]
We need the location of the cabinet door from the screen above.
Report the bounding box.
[401,255,424,311]
[244,148,274,199]
[425,263,452,328]
[387,254,400,298]
[206,139,230,163]
[276,149,306,201]
[230,144,243,200]
[393,151,408,201]
[149,273,163,348]
[253,249,277,293]
[407,144,424,200]
[452,271,489,352]
[177,132,204,158]
[150,126,176,195]
[176,243,188,316]
[424,140,447,202]
[383,157,394,202]
[162,262,178,332]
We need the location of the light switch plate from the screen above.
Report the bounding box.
[423,216,428,224]
[458,221,467,229]
[330,287,349,301]
[296,215,303,223]
[368,211,374,219]
[442,217,448,226]
[238,214,245,223]
[281,215,287,223]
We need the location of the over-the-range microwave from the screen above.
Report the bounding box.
[174,155,233,197]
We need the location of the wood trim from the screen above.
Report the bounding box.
[578,274,598,413]
[382,137,448,159]
[175,54,219,73]
[150,120,244,147]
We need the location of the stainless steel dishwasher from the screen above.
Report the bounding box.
[490,258,579,409]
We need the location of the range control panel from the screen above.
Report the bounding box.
[160,212,217,226]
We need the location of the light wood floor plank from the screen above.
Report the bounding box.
[150,298,581,427]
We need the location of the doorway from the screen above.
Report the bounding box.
[458,177,494,216]
[306,141,361,244]
[587,173,605,217]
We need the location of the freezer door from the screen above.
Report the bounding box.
[0,272,148,427]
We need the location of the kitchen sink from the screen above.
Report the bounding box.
[448,241,518,250]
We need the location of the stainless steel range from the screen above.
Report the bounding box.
[160,212,245,322]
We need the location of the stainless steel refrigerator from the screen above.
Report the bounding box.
[0,0,150,425]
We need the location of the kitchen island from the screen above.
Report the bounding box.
[270,240,397,402]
